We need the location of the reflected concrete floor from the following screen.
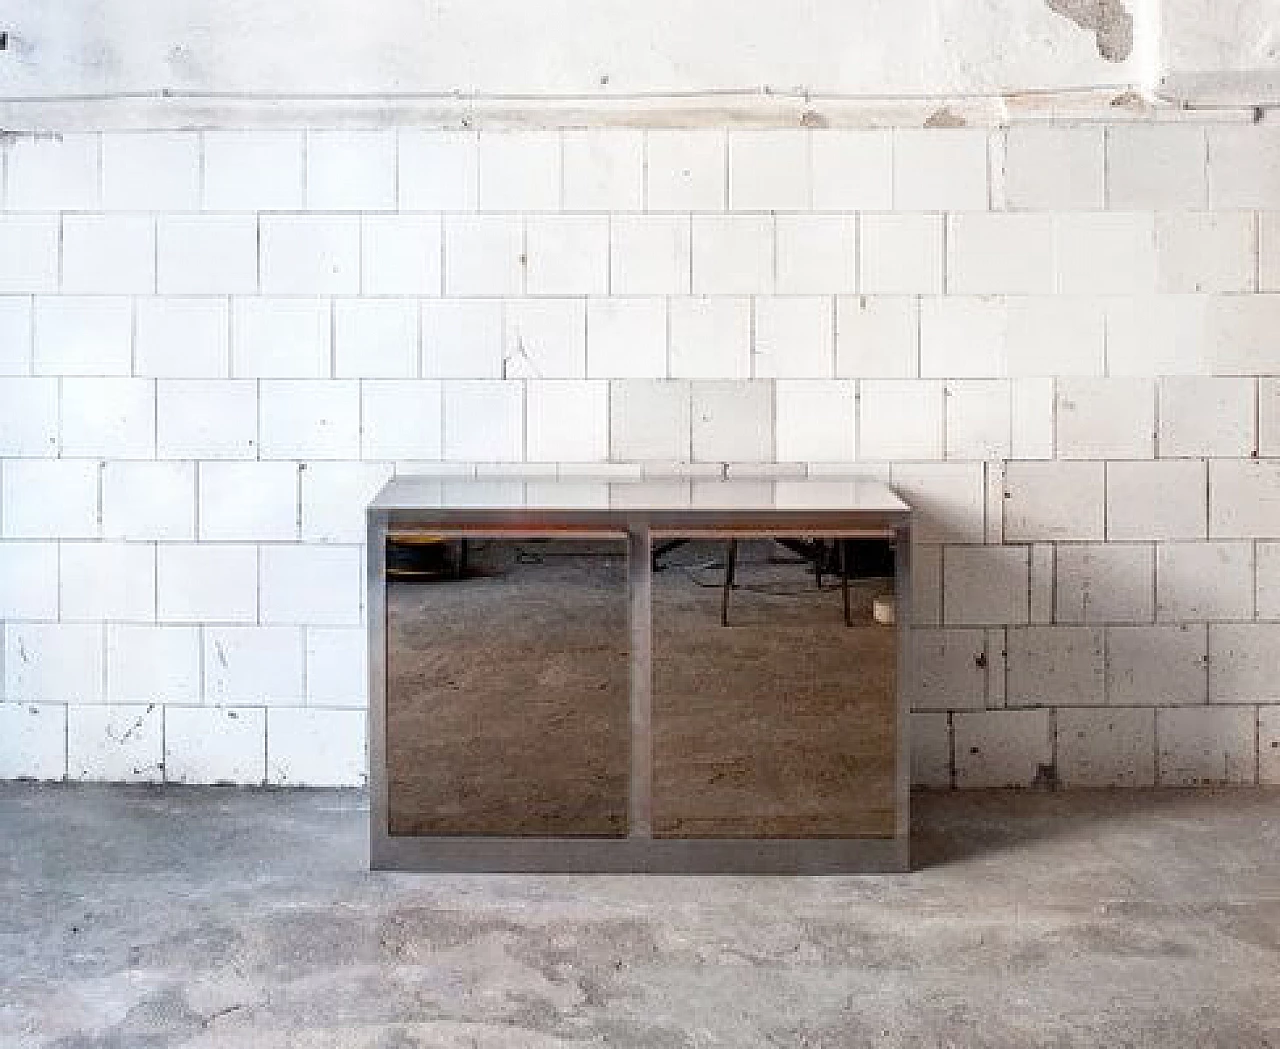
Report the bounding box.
[2,783,1278,1048]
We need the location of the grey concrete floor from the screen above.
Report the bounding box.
[2,785,1278,1048]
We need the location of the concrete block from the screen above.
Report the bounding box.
[691,216,773,295]
[911,544,943,626]
[305,128,396,211]
[1209,624,1280,703]
[1104,295,1210,377]
[0,217,59,294]
[156,544,258,624]
[774,380,856,463]
[5,134,99,211]
[0,541,58,620]
[106,625,200,703]
[1011,378,1056,459]
[1261,212,1280,292]
[859,213,943,295]
[834,297,918,379]
[1107,624,1207,706]
[334,300,418,379]
[611,216,691,298]
[645,129,726,211]
[203,130,304,210]
[1159,377,1255,459]
[1156,212,1255,294]
[1210,460,1280,539]
[1109,124,1207,210]
[1055,213,1157,295]
[1158,542,1253,622]
[1263,379,1280,457]
[1006,626,1106,707]
[890,462,985,544]
[443,215,524,297]
[906,628,987,711]
[1258,542,1280,620]
[2,460,99,540]
[0,378,59,456]
[910,712,952,789]
[443,380,523,462]
[728,128,810,211]
[5,624,104,704]
[947,213,1054,295]
[1003,124,1105,211]
[198,462,300,542]
[478,131,560,211]
[669,298,751,380]
[232,298,331,379]
[919,297,1007,379]
[157,215,258,296]
[811,129,893,211]
[1204,295,1280,376]
[526,380,609,462]
[0,296,32,375]
[267,708,366,787]
[0,704,66,780]
[361,215,443,297]
[1005,297,1106,377]
[525,215,609,296]
[1157,706,1256,786]
[1208,126,1280,209]
[204,626,305,705]
[62,215,155,295]
[301,462,394,544]
[1108,460,1207,541]
[503,298,587,379]
[954,708,1052,789]
[135,298,230,379]
[361,380,443,460]
[398,128,478,211]
[563,128,643,211]
[859,380,944,461]
[260,215,360,296]
[1056,378,1154,460]
[58,542,156,622]
[1057,707,1155,788]
[587,298,668,380]
[609,380,691,461]
[164,707,266,786]
[893,129,989,211]
[1261,707,1280,785]
[101,131,200,211]
[943,545,1030,627]
[752,297,833,379]
[259,381,360,460]
[1054,543,1154,624]
[260,545,363,627]
[691,381,773,463]
[34,297,132,377]
[945,380,1010,461]
[61,378,155,459]
[775,215,855,295]
[422,300,505,379]
[68,704,163,783]
[156,379,258,459]
[1003,461,1105,542]
[306,627,368,707]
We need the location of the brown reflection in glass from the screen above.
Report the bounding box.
[386,539,629,837]
[651,539,896,839]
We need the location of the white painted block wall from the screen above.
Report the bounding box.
[2,121,1280,790]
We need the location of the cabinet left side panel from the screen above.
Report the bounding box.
[382,535,631,837]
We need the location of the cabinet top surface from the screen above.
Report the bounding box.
[370,475,910,516]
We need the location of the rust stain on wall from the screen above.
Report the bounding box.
[1046,0,1134,62]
